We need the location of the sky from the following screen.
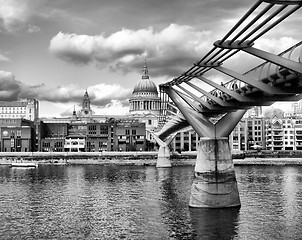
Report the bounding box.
[0,0,301,117]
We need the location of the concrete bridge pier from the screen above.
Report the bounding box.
[150,131,176,168]
[189,137,241,208]
[162,86,245,206]
[156,144,172,168]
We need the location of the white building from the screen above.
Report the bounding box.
[265,116,302,151]
[0,99,39,121]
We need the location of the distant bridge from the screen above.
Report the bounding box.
[152,0,302,208]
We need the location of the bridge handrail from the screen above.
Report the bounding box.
[215,41,302,98]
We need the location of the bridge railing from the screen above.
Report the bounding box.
[211,41,302,100]
[159,88,179,126]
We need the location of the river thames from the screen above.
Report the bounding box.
[0,164,302,239]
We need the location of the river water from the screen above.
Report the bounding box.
[0,164,302,240]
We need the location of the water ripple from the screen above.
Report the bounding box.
[0,165,302,239]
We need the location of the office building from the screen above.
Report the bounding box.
[0,99,39,121]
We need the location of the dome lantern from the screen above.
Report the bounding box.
[132,60,158,94]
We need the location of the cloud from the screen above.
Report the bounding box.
[0,53,10,62]
[0,71,132,110]
[0,71,21,100]
[49,24,213,78]
[57,99,129,117]
[0,0,43,33]
[49,18,301,81]
[49,32,95,65]
[255,37,300,55]
[94,100,130,115]
[88,84,132,105]
[27,24,40,33]
[20,83,132,106]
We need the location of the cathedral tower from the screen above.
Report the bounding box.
[81,90,92,117]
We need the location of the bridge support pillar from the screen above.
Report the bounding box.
[189,137,240,208]
[156,145,172,168]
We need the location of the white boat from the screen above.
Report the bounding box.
[10,161,38,168]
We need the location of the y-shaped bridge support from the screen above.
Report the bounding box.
[151,112,190,168]
[151,132,177,168]
[164,86,245,208]
[190,110,246,208]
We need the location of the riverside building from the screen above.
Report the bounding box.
[5,61,302,153]
[37,89,147,152]
[0,61,160,152]
[0,119,36,152]
[0,99,39,121]
[0,99,39,152]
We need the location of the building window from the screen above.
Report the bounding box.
[16,130,21,138]
[100,126,108,135]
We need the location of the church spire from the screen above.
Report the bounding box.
[73,105,76,116]
[84,89,89,98]
[81,89,92,117]
[142,59,149,80]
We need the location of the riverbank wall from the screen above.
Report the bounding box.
[0,151,302,166]
[0,151,194,166]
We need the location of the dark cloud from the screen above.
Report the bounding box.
[48,0,251,33]
[49,24,212,78]
[0,71,132,109]
[49,32,94,65]
[49,0,302,81]
[0,72,21,101]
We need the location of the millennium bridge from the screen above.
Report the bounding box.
[152,0,302,208]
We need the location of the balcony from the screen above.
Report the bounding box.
[272,132,283,136]
[272,142,283,146]
[273,137,283,141]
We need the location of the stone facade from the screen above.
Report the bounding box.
[0,99,39,121]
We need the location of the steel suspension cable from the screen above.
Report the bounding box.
[219,0,263,43]
[249,4,301,43]
[229,3,275,44]
[209,49,234,65]
[239,5,288,44]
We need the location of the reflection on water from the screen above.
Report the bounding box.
[190,207,240,240]
[0,164,302,239]
[237,166,302,240]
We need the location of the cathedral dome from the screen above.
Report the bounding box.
[133,78,158,94]
[129,60,161,116]
[132,60,158,94]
